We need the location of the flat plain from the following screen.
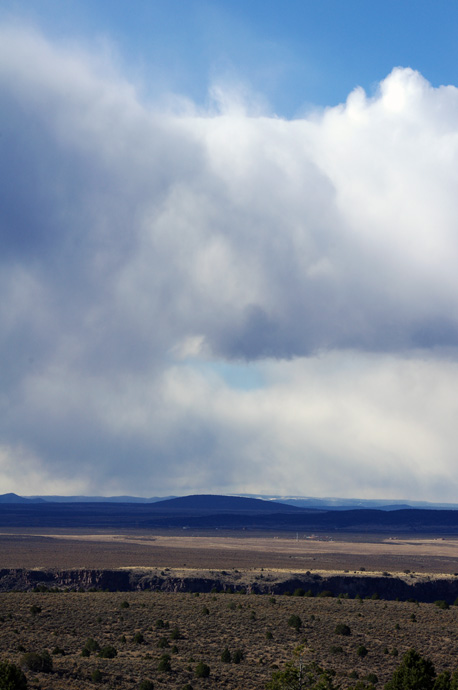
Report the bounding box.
[1,528,458,572]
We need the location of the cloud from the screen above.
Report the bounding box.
[1,24,458,498]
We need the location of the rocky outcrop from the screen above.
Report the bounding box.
[1,568,458,603]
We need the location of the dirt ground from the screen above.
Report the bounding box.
[1,529,458,574]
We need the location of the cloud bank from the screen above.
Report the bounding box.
[1,25,458,499]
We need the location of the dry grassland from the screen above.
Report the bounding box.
[1,590,458,690]
[2,529,458,573]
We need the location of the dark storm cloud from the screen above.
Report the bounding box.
[2,26,458,498]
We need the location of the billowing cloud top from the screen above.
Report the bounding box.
[1,26,458,499]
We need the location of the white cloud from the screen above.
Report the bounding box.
[1,25,458,498]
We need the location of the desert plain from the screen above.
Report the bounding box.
[1,529,458,689]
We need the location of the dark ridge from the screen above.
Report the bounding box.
[2,500,458,532]
[0,493,45,504]
[146,494,302,513]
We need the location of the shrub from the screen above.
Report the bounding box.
[267,660,337,690]
[334,623,351,636]
[170,627,181,640]
[435,600,450,610]
[293,588,305,597]
[330,646,344,655]
[29,605,41,617]
[133,632,144,644]
[157,637,169,649]
[0,660,28,689]
[365,673,378,684]
[139,681,154,690]
[221,647,231,663]
[158,654,171,673]
[91,669,102,683]
[195,662,210,678]
[288,614,302,631]
[266,631,273,640]
[120,600,130,609]
[83,638,100,654]
[318,590,334,598]
[98,646,117,659]
[155,619,165,628]
[201,606,210,616]
[357,645,368,657]
[233,649,244,664]
[21,651,52,673]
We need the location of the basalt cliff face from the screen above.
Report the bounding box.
[1,568,458,603]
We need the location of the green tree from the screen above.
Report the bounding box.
[267,660,337,690]
[433,671,451,690]
[0,660,27,690]
[384,649,436,690]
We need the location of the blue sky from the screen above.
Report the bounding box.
[3,0,458,115]
[2,1,458,500]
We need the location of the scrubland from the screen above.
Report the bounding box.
[1,589,458,689]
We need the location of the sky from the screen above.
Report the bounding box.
[2,1,458,501]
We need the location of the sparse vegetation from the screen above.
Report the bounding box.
[1,579,458,689]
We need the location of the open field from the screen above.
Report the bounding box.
[1,589,458,689]
[1,529,458,573]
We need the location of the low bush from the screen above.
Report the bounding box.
[91,669,102,683]
[20,650,53,673]
[0,660,27,689]
[98,646,117,659]
[195,661,210,678]
[435,600,450,610]
[158,654,171,673]
[233,649,244,664]
[335,623,351,636]
[139,681,154,690]
[288,614,302,631]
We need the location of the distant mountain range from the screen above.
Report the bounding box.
[1,492,457,511]
[2,493,458,532]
